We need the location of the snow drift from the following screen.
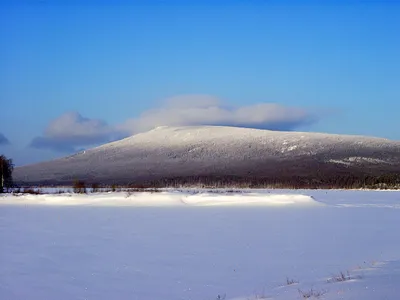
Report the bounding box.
[0,191,320,207]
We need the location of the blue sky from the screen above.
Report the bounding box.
[1,0,399,166]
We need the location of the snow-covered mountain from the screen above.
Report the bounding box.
[14,126,400,185]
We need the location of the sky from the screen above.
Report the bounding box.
[1,0,399,166]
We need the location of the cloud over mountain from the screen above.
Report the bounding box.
[30,95,319,152]
[30,112,127,152]
[120,95,318,133]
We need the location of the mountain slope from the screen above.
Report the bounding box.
[14,126,400,186]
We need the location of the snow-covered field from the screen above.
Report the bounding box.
[1,190,399,299]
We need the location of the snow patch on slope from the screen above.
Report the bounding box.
[328,156,391,166]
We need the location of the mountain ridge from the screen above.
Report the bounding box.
[14,126,400,186]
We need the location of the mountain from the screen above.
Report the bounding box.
[14,126,400,186]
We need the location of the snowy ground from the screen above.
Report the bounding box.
[1,190,400,299]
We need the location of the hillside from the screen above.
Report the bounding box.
[14,126,400,187]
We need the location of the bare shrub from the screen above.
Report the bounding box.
[22,188,42,195]
[327,271,361,283]
[251,288,269,299]
[73,180,86,194]
[91,183,100,193]
[298,288,327,299]
[286,277,298,285]
[129,188,144,193]
[12,188,21,194]
[125,190,134,198]
[147,187,161,193]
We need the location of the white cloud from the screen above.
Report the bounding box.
[30,112,126,152]
[119,95,317,133]
[30,95,319,152]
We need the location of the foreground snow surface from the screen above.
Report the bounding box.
[1,190,400,299]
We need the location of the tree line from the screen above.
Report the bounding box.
[2,153,400,191]
[0,155,13,193]
[147,173,400,190]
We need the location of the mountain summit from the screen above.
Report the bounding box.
[14,126,400,186]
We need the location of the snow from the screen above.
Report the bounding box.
[327,156,390,166]
[1,189,400,300]
[327,159,352,166]
[0,191,320,207]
